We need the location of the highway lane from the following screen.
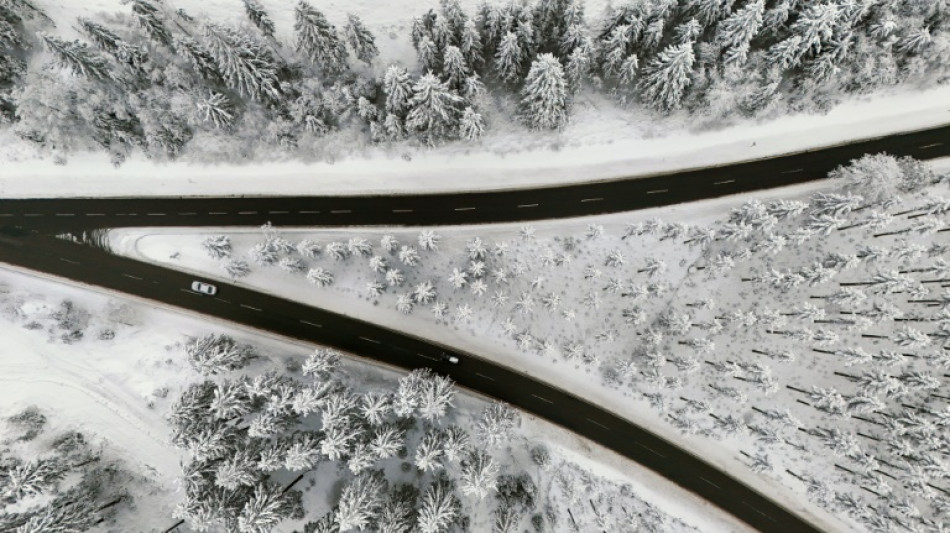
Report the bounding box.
[0,232,819,533]
[0,125,947,230]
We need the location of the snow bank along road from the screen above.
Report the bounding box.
[2,126,949,532]
[0,124,948,230]
[0,232,815,533]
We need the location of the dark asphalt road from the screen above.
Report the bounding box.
[0,125,947,231]
[1,232,816,532]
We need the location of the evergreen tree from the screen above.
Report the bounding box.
[417,35,441,73]
[564,37,593,89]
[243,0,275,38]
[460,19,484,70]
[441,45,468,90]
[39,34,111,80]
[459,449,498,499]
[519,53,569,130]
[130,0,172,47]
[459,106,484,141]
[78,19,147,72]
[600,24,632,79]
[345,14,378,65]
[440,0,468,42]
[378,484,417,533]
[637,41,696,111]
[416,477,459,533]
[533,0,575,54]
[196,92,236,129]
[335,470,387,531]
[405,73,463,145]
[203,24,280,101]
[295,1,349,76]
[714,0,765,66]
[178,37,221,81]
[186,333,256,375]
[237,483,297,533]
[494,31,523,82]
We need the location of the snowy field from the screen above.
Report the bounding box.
[112,157,950,532]
[0,0,948,198]
[0,264,743,532]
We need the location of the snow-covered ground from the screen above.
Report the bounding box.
[1,0,948,198]
[0,264,745,532]
[3,83,947,199]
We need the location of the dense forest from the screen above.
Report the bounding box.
[0,0,948,164]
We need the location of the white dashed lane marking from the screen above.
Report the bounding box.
[532,394,553,404]
[635,441,666,457]
[586,418,611,430]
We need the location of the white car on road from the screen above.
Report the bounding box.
[191,281,218,295]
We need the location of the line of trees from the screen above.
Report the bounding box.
[2,0,947,163]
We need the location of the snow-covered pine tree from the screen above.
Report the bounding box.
[637,40,695,111]
[519,53,569,130]
[418,372,456,421]
[532,0,576,54]
[416,476,460,533]
[494,31,524,82]
[441,45,468,91]
[243,0,275,38]
[78,19,147,72]
[178,37,221,81]
[345,14,378,65]
[295,1,349,76]
[196,92,235,129]
[130,0,172,47]
[415,428,445,472]
[378,484,418,533]
[302,347,340,379]
[459,106,485,141]
[237,482,298,533]
[186,334,256,375]
[475,402,519,447]
[405,73,463,145]
[416,35,441,73]
[203,24,280,101]
[40,34,111,80]
[201,234,232,259]
[714,0,764,66]
[384,64,413,117]
[564,37,593,89]
[460,19,484,70]
[459,449,498,499]
[215,448,261,490]
[335,470,388,531]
